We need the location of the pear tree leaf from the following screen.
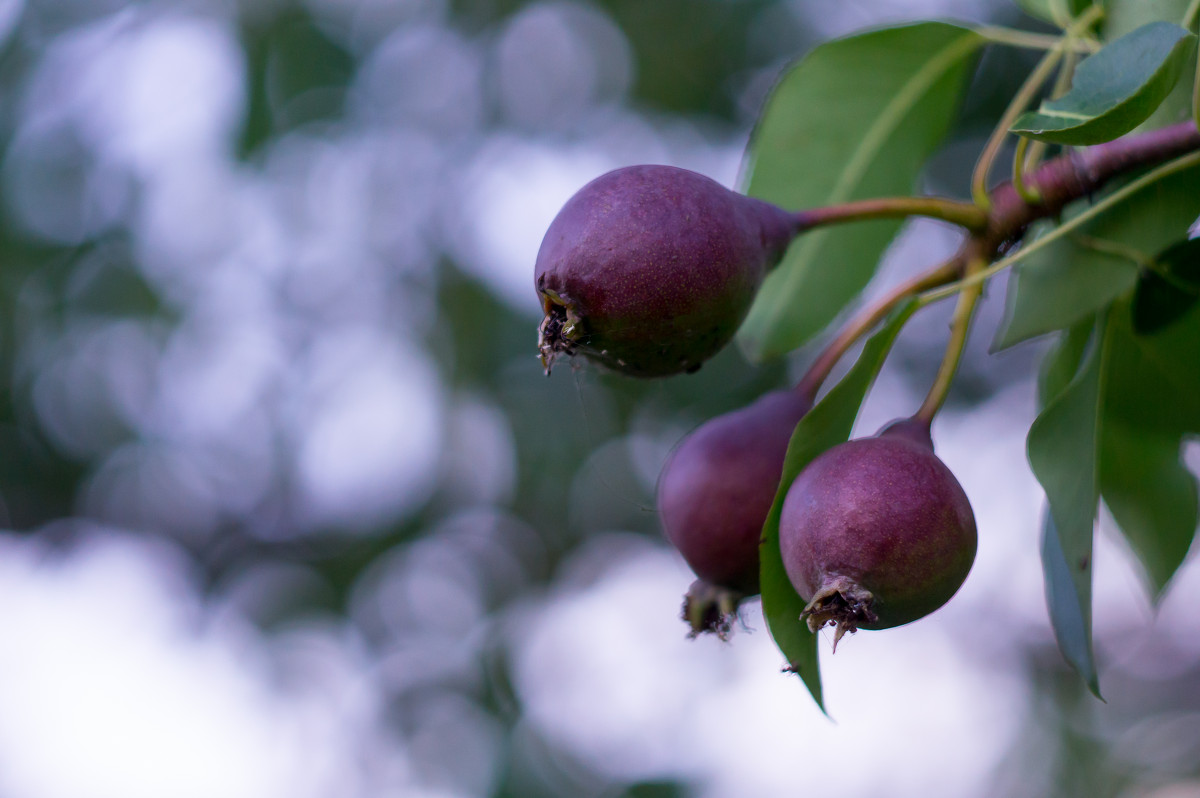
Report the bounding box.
[1038,319,1095,406]
[1101,299,1200,597]
[994,222,1138,350]
[1011,22,1196,145]
[1027,312,1108,697]
[1105,0,1196,128]
[739,22,982,359]
[758,299,917,713]
[1100,422,1198,599]
[1131,239,1200,334]
[994,157,1200,349]
[1041,510,1102,696]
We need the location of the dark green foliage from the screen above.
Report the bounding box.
[1131,238,1200,333]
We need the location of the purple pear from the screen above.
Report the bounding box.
[536,165,799,378]
[658,389,812,594]
[779,417,977,649]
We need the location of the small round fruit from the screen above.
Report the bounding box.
[778,418,976,648]
[536,164,800,378]
[658,389,812,594]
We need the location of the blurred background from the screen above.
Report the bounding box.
[0,0,1198,796]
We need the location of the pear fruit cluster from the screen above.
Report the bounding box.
[535,165,978,648]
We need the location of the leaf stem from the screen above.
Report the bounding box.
[795,257,962,400]
[970,5,1103,209]
[975,26,1097,52]
[971,47,1065,208]
[1025,48,1080,168]
[793,196,988,234]
[1184,0,1200,30]
[915,256,987,424]
[1049,0,1071,29]
[1013,135,1041,203]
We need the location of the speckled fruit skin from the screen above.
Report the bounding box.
[657,389,812,594]
[779,420,976,631]
[535,165,799,378]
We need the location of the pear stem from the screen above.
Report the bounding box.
[794,120,1200,407]
[793,196,987,234]
[795,256,962,400]
[970,39,1066,208]
[915,254,987,425]
[975,25,1098,52]
[969,5,1103,209]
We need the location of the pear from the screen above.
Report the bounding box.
[779,417,977,649]
[536,165,799,378]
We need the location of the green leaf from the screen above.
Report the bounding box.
[1101,300,1200,596]
[994,157,1200,349]
[1017,0,1093,27]
[994,226,1138,349]
[1027,312,1108,696]
[1105,0,1194,37]
[1100,422,1197,598]
[1041,511,1102,696]
[758,299,917,712]
[1011,22,1196,145]
[1131,239,1200,334]
[1038,319,1095,406]
[1105,0,1196,128]
[1108,303,1200,434]
[738,22,982,359]
[1193,8,1200,130]
[1104,319,1200,582]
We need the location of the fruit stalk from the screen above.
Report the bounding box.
[794,255,963,399]
[792,196,987,234]
[915,255,987,424]
[970,4,1104,208]
[799,122,1200,423]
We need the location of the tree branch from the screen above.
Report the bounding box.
[980,121,1200,258]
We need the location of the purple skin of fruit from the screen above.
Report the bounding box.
[657,389,812,595]
[536,164,800,378]
[778,417,976,648]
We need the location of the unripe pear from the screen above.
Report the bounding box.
[658,389,812,595]
[536,165,800,378]
[779,417,976,649]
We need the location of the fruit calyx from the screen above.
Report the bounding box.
[537,289,583,374]
[682,579,746,640]
[800,574,878,651]
[799,419,934,649]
